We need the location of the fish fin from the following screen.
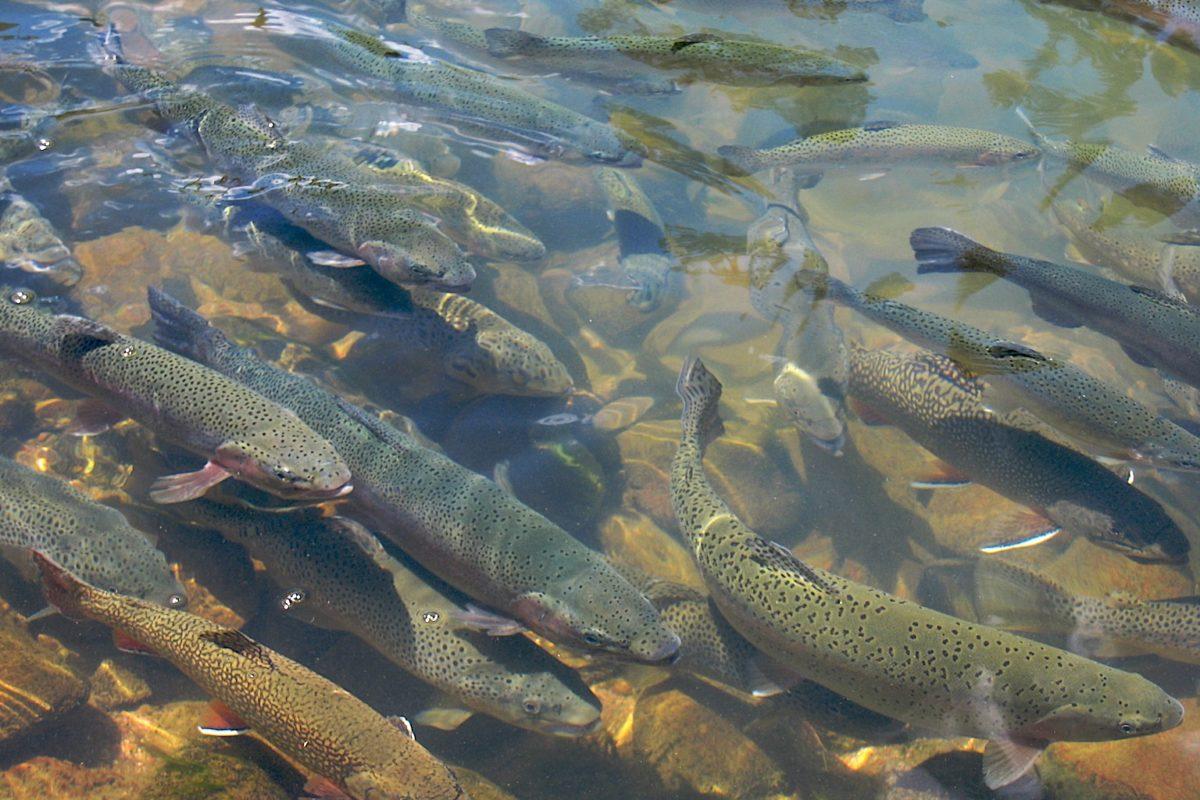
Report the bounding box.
[307,250,366,268]
[1128,283,1193,309]
[148,461,232,504]
[449,603,527,636]
[1063,241,1087,264]
[747,657,801,698]
[750,539,836,595]
[846,396,891,426]
[492,461,514,495]
[857,171,889,182]
[862,120,903,131]
[387,715,416,739]
[303,775,353,800]
[983,737,1044,790]
[66,398,125,436]
[30,550,88,620]
[910,227,978,275]
[413,705,474,730]
[1157,228,1200,246]
[676,357,725,448]
[716,145,768,175]
[973,559,1067,631]
[23,605,57,623]
[1117,340,1158,368]
[1027,294,1084,328]
[113,629,157,656]
[482,28,539,57]
[910,461,971,489]
[328,517,387,561]
[1149,595,1200,606]
[55,317,119,360]
[590,396,654,431]
[862,272,915,300]
[670,32,719,51]
[978,512,1062,554]
[197,629,276,670]
[198,700,250,736]
[793,171,823,190]
[1104,590,1143,608]
[1147,144,1184,163]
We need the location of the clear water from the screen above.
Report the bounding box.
[0,0,1198,798]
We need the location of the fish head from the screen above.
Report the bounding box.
[472,664,602,736]
[215,438,353,500]
[773,363,846,454]
[620,253,671,312]
[357,238,476,291]
[1019,684,1184,743]
[461,329,574,397]
[567,124,644,168]
[973,139,1041,166]
[1044,499,1190,565]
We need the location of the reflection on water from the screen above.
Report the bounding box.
[1,0,1200,798]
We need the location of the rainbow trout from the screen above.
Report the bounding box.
[148,289,679,663]
[974,559,1200,665]
[481,29,867,87]
[846,345,1189,563]
[671,357,1184,790]
[256,11,643,167]
[747,204,847,453]
[0,289,351,504]
[98,29,475,290]
[0,456,184,607]
[913,227,1200,391]
[807,272,1200,472]
[34,553,467,800]
[179,501,601,736]
[718,122,1039,176]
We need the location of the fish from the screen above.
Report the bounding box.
[0,456,184,608]
[587,168,675,313]
[1052,196,1200,303]
[177,500,601,736]
[98,28,476,290]
[718,122,1039,178]
[747,204,848,453]
[253,11,644,167]
[0,288,352,504]
[148,289,679,663]
[912,226,1200,391]
[671,356,1184,790]
[0,175,82,287]
[845,345,1189,563]
[974,558,1200,666]
[1046,0,1200,50]
[32,552,467,800]
[805,271,1200,472]
[481,29,867,87]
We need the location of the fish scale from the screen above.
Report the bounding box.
[670,356,1184,790]
[147,289,678,663]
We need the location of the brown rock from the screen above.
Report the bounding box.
[87,660,151,713]
[598,510,704,592]
[0,602,86,747]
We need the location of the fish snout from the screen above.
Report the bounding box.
[635,629,682,663]
[1166,696,1186,730]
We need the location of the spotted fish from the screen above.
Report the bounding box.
[807,271,1200,472]
[975,558,1200,665]
[718,122,1039,177]
[178,501,601,736]
[33,552,467,800]
[0,175,81,287]
[846,345,1189,563]
[671,356,1184,790]
[0,288,351,504]
[0,456,184,608]
[148,289,678,663]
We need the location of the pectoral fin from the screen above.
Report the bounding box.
[308,250,366,268]
[148,461,231,504]
[449,603,527,636]
[67,398,125,436]
[982,737,1044,789]
[413,705,475,731]
[978,511,1062,554]
[198,700,250,737]
[910,461,972,489]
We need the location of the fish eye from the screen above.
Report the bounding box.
[9,289,33,305]
[1119,722,1135,735]
[522,700,541,716]
[167,593,187,609]
[581,631,603,647]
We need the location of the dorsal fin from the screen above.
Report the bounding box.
[671,32,719,51]
[199,630,275,670]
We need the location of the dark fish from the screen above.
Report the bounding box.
[586,168,675,313]
[671,357,1184,790]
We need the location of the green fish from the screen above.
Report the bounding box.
[718,122,1039,177]
[975,558,1200,666]
[148,289,679,663]
[846,345,1189,563]
[33,553,467,800]
[671,356,1184,790]
[0,289,352,504]
[481,29,867,88]
[178,501,601,736]
[807,271,1200,472]
[0,175,81,287]
[1052,0,1200,47]
[0,456,184,608]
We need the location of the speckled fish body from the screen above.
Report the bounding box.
[0,456,184,607]
[913,227,1200,391]
[811,272,1200,471]
[481,28,866,87]
[262,12,642,167]
[180,501,601,736]
[0,176,82,287]
[975,559,1200,665]
[592,168,673,312]
[34,554,466,800]
[718,123,1039,175]
[0,289,351,502]
[147,289,678,663]
[747,205,848,452]
[670,357,1184,789]
[846,346,1189,563]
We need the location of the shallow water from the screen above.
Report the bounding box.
[0,0,1199,798]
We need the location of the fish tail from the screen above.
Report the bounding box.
[1013,105,1047,145]
[96,23,125,65]
[483,28,540,57]
[910,227,989,275]
[676,357,724,448]
[147,286,230,366]
[30,550,91,620]
[716,145,769,175]
[972,559,1068,632]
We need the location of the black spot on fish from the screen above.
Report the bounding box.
[200,630,277,671]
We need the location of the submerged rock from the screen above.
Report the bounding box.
[0,600,86,747]
[87,659,151,713]
[140,743,289,800]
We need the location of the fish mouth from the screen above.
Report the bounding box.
[537,715,603,738]
[635,631,682,663]
[289,481,354,500]
[808,432,846,456]
[1097,538,1188,565]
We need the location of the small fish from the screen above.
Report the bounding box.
[1047,0,1200,50]
[846,345,1189,563]
[591,168,675,313]
[481,29,867,88]
[913,226,1200,393]
[33,552,467,800]
[974,558,1200,666]
[671,357,1184,791]
[0,288,352,504]
[148,289,678,663]
[718,122,1039,177]
[0,456,184,608]
[807,271,1200,473]
[0,176,82,287]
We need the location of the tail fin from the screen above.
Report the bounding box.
[1013,105,1047,146]
[716,145,769,175]
[95,23,126,66]
[147,286,230,366]
[31,550,92,620]
[483,28,539,57]
[972,559,1069,633]
[676,357,724,448]
[910,227,981,275]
